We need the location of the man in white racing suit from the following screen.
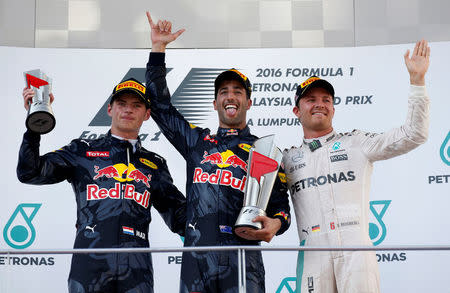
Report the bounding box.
[282,40,430,293]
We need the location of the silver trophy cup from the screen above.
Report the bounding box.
[234,135,283,240]
[24,69,55,134]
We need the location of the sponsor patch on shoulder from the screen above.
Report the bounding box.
[140,158,158,169]
[189,123,197,129]
[278,172,287,183]
[238,143,252,152]
[274,211,289,221]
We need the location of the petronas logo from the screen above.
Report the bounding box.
[440,131,450,166]
[3,204,42,249]
[369,200,391,246]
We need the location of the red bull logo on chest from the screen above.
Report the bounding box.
[195,150,248,191]
[93,163,152,187]
[88,163,152,208]
[200,150,247,172]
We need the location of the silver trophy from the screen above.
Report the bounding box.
[234,135,283,240]
[24,69,55,134]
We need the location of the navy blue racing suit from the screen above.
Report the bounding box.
[146,52,291,293]
[17,130,186,293]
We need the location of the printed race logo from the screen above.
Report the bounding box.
[440,131,450,166]
[3,203,41,249]
[369,200,391,246]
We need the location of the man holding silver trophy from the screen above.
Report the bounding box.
[18,76,187,293]
[283,40,430,293]
[145,12,291,293]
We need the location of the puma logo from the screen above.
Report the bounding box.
[302,229,309,235]
[188,222,197,231]
[81,140,91,147]
[86,225,96,233]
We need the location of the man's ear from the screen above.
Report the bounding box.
[144,108,151,121]
[246,98,252,110]
[293,105,303,124]
[107,104,112,117]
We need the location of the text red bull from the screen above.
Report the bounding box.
[87,183,150,208]
[193,168,247,192]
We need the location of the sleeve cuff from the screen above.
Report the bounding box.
[149,52,166,66]
[410,84,427,96]
[24,129,41,142]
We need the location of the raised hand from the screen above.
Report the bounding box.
[22,87,54,111]
[146,11,185,52]
[404,39,430,86]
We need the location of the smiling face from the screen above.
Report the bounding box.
[213,79,252,129]
[293,87,335,138]
[107,92,151,139]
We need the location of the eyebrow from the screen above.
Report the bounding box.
[220,86,244,91]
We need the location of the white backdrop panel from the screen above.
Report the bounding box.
[0,42,449,292]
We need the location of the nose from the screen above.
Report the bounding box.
[313,101,325,109]
[123,103,134,112]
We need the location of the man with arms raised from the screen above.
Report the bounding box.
[283,40,430,292]
[145,12,291,293]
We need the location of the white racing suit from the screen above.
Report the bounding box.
[282,85,429,293]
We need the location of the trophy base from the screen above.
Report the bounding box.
[234,206,266,240]
[26,111,56,134]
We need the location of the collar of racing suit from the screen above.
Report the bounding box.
[105,130,143,151]
[216,126,251,137]
[302,130,336,151]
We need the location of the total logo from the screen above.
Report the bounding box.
[193,150,248,192]
[2,203,55,266]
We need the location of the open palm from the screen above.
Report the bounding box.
[404,40,430,85]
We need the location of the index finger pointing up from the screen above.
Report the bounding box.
[146,11,155,27]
